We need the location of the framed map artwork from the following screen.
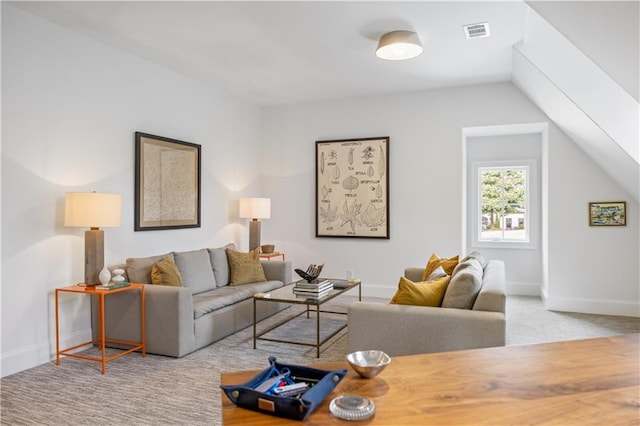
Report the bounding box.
[135,132,201,231]
[316,137,389,239]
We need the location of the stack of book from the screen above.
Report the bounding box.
[293,279,333,299]
[96,281,131,290]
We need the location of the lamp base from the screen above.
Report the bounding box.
[249,220,261,252]
[84,228,104,285]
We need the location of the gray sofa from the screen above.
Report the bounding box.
[91,245,291,357]
[348,258,506,357]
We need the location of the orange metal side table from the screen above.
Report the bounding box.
[55,283,146,374]
[259,252,285,261]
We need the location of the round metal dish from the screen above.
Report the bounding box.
[329,395,375,421]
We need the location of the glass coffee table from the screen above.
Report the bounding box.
[253,279,361,357]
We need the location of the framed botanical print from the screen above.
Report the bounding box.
[316,137,389,239]
[135,132,201,231]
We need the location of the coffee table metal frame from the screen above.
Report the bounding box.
[253,279,361,357]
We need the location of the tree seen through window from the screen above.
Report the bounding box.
[479,167,528,242]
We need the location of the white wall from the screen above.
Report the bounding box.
[1,5,263,377]
[546,124,639,316]
[261,83,639,316]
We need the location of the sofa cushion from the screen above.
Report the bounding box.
[173,249,216,294]
[390,276,450,307]
[421,253,459,281]
[126,253,174,284]
[458,251,488,271]
[226,247,267,286]
[192,280,283,319]
[442,258,483,309]
[208,243,236,288]
[151,256,184,287]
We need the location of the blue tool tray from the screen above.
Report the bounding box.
[221,356,348,421]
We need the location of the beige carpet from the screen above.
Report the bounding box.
[1,295,638,425]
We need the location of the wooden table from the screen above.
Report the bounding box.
[55,283,146,374]
[221,334,640,424]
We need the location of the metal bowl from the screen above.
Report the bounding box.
[346,350,391,378]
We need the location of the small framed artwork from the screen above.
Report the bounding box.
[589,201,626,226]
[316,136,389,239]
[135,132,201,231]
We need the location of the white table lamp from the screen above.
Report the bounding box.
[239,197,271,251]
[65,192,122,285]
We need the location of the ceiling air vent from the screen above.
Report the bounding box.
[463,22,490,39]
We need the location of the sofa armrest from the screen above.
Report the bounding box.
[348,302,505,357]
[404,267,424,281]
[261,260,292,284]
[92,284,196,357]
[473,260,506,313]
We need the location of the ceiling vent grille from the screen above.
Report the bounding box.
[463,22,490,39]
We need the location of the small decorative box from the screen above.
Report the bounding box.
[221,356,347,421]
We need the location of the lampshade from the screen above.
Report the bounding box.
[376,30,423,60]
[65,192,122,228]
[239,197,271,220]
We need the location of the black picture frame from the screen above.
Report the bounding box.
[316,136,389,239]
[134,132,201,231]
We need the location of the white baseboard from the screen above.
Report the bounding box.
[1,328,92,378]
[506,282,541,296]
[360,284,395,300]
[544,296,640,318]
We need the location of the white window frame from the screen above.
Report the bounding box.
[471,159,537,250]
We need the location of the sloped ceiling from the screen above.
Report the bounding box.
[527,1,639,102]
[515,2,639,202]
[7,1,639,201]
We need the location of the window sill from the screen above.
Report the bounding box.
[472,240,537,250]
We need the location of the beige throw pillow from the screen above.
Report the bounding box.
[226,247,267,286]
[151,256,184,287]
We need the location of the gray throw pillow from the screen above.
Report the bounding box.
[208,243,236,288]
[442,258,483,309]
[126,253,174,284]
[458,251,487,270]
[173,249,216,295]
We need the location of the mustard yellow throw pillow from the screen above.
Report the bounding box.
[151,256,184,287]
[226,247,267,286]
[390,276,450,307]
[421,253,459,282]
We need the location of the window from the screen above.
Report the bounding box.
[472,160,535,248]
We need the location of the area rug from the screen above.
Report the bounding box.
[1,295,638,425]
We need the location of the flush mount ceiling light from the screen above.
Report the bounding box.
[376,30,423,60]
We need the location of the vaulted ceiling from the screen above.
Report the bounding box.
[12,1,530,106]
[8,1,640,201]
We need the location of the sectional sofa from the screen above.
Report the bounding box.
[90,244,291,357]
